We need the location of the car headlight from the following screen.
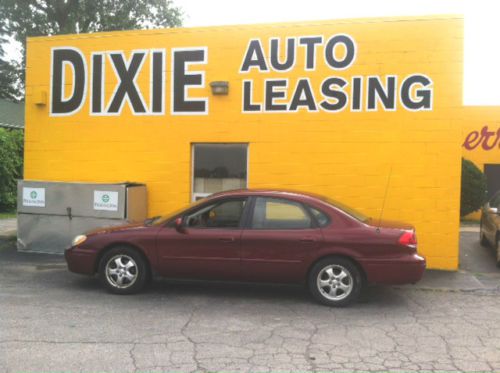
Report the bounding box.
[72,235,87,247]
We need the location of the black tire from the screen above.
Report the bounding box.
[495,234,500,268]
[479,219,490,247]
[480,228,489,247]
[98,246,148,295]
[308,257,363,307]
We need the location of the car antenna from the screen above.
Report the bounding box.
[376,164,393,233]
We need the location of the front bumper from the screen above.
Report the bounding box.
[360,253,426,285]
[65,246,98,275]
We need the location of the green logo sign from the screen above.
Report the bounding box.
[30,191,37,199]
[102,194,110,203]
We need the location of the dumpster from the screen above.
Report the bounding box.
[17,181,147,254]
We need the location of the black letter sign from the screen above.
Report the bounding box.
[367,76,396,110]
[270,38,295,71]
[324,35,356,70]
[51,48,86,115]
[172,48,207,114]
[91,53,104,114]
[320,77,348,112]
[240,39,268,72]
[107,52,147,114]
[401,75,433,111]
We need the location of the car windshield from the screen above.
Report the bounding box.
[145,198,208,226]
[320,197,370,223]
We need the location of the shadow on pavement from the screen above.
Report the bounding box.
[4,232,496,307]
[0,237,406,308]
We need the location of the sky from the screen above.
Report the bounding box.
[174,0,498,106]
[5,0,499,105]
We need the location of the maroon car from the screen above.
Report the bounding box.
[65,189,425,306]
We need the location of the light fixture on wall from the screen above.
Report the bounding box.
[210,81,229,95]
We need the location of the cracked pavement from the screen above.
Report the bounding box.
[1,233,500,372]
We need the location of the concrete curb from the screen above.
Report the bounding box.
[0,230,16,237]
[460,226,480,233]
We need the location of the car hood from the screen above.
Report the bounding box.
[85,222,146,236]
[367,218,414,231]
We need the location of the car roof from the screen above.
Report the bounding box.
[207,188,326,202]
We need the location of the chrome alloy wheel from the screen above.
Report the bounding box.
[316,264,353,301]
[105,255,138,289]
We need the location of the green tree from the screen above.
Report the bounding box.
[0,0,183,95]
[0,19,20,101]
[0,128,23,211]
[461,158,487,217]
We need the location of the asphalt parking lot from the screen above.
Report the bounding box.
[1,229,500,372]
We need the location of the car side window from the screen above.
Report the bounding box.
[490,193,500,209]
[309,206,330,227]
[185,199,246,228]
[251,197,313,229]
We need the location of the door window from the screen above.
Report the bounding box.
[489,193,500,209]
[192,144,248,201]
[251,197,312,229]
[484,164,500,199]
[185,199,246,228]
[309,207,330,227]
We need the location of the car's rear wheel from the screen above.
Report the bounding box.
[308,257,362,307]
[99,246,148,294]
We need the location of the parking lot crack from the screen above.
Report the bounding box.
[304,321,319,372]
[180,305,203,373]
[128,342,139,373]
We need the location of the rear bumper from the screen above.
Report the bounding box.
[65,246,97,275]
[360,254,426,285]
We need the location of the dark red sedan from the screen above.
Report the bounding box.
[65,189,425,306]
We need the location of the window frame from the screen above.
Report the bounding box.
[180,197,250,230]
[191,143,249,202]
[246,196,321,230]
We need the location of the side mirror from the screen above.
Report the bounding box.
[174,217,185,232]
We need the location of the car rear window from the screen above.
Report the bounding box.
[251,197,313,229]
[309,207,330,227]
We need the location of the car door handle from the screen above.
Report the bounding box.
[219,237,236,243]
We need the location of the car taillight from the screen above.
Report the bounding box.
[399,230,417,249]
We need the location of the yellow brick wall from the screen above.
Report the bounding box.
[25,16,464,269]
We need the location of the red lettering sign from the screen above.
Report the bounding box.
[463,125,500,151]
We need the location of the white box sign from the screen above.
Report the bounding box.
[93,191,119,211]
[22,187,46,207]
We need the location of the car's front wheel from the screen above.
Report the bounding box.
[99,246,148,294]
[308,257,363,307]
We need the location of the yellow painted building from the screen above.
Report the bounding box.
[25,15,465,270]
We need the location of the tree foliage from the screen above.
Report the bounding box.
[0,0,183,96]
[0,19,20,101]
[461,158,487,217]
[0,128,23,211]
